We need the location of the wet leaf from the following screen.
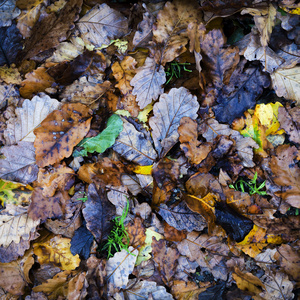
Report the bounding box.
[0,141,38,184]
[34,103,92,167]
[77,3,128,48]
[113,118,157,165]
[4,94,60,145]
[271,66,300,104]
[131,57,166,109]
[33,235,80,271]
[106,246,138,296]
[198,280,227,300]
[150,87,199,157]
[153,0,202,65]
[74,114,123,157]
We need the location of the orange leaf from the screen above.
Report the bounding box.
[34,103,92,167]
[19,67,54,99]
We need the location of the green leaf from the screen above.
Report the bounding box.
[73,114,123,157]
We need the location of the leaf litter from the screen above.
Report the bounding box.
[0,0,299,299]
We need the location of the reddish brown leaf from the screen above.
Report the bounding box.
[127,217,146,248]
[152,238,179,285]
[164,222,187,242]
[19,67,55,99]
[34,103,92,167]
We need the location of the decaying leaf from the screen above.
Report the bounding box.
[271,66,300,104]
[0,0,21,27]
[150,87,199,157]
[113,118,157,165]
[130,57,166,109]
[153,0,202,65]
[4,94,60,145]
[34,103,92,167]
[0,205,40,248]
[106,246,138,296]
[33,235,80,271]
[0,141,38,184]
[77,3,128,48]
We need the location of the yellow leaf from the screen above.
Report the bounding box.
[33,236,80,271]
[133,165,153,175]
[280,6,300,15]
[137,103,153,123]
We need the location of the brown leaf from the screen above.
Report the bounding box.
[152,238,179,285]
[19,67,55,99]
[164,222,187,242]
[278,106,300,144]
[269,145,300,208]
[19,0,83,61]
[112,56,140,117]
[34,103,92,167]
[28,188,69,221]
[67,272,87,300]
[178,117,212,164]
[127,217,146,248]
[153,0,202,65]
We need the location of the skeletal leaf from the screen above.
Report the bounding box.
[131,57,166,109]
[271,66,300,104]
[149,87,199,157]
[34,103,92,167]
[77,3,128,48]
[4,94,60,145]
[113,118,157,165]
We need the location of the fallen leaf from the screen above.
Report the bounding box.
[0,0,21,27]
[28,188,69,221]
[0,83,19,110]
[153,0,202,65]
[278,106,300,144]
[34,103,92,167]
[269,145,300,208]
[126,217,146,249]
[0,66,22,84]
[163,222,186,242]
[0,141,38,184]
[198,280,227,300]
[19,0,83,61]
[106,246,138,296]
[150,87,199,157]
[200,29,240,88]
[0,205,40,248]
[77,3,128,48]
[178,117,212,164]
[74,114,123,157]
[0,250,34,296]
[113,118,157,165]
[33,235,80,271]
[4,93,60,145]
[158,201,206,232]
[0,24,23,66]
[232,267,265,296]
[213,59,270,124]
[241,3,277,47]
[0,179,33,206]
[130,57,166,109]
[271,66,300,104]
[82,184,115,242]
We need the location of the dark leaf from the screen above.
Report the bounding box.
[213,60,270,124]
[70,222,94,259]
[198,280,227,300]
[0,24,22,66]
[82,183,115,242]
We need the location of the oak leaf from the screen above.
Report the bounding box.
[153,0,202,65]
[0,205,40,248]
[150,87,199,157]
[77,3,128,48]
[4,93,60,146]
[34,103,92,167]
[113,118,157,165]
[33,235,80,271]
[271,66,300,104]
[0,141,38,184]
[130,57,166,109]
